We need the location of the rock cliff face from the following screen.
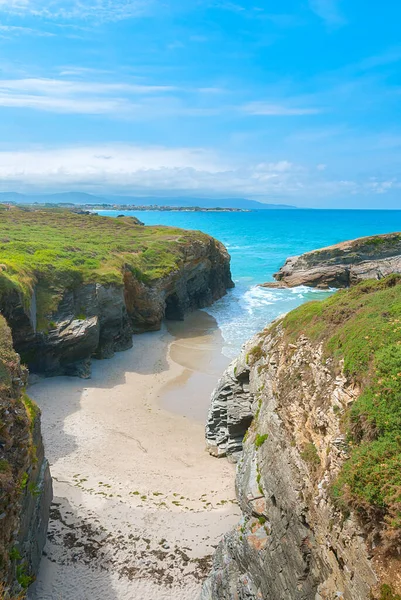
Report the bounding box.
[0,316,52,596]
[263,232,401,289]
[1,235,233,377]
[203,309,400,599]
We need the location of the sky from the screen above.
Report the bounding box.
[0,0,400,208]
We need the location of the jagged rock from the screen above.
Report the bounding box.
[202,324,378,600]
[205,353,253,461]
[261,232,401,288]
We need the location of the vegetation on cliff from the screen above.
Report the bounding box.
[0,316,37,593]
[282,274,401,551]
[0,207,216,322]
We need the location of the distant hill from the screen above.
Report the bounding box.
[0,191,296,210]
[0,191,107,205]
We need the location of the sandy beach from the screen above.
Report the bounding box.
[27,310,239,600]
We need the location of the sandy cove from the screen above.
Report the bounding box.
[27,311,240,600]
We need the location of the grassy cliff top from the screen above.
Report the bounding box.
[300,231,401,259]
[282,275,401,550]
[0,207,213,306]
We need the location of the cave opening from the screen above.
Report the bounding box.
[165,293,185,321]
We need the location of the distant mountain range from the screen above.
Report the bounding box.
[0,191,296,210]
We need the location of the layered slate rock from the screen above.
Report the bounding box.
[0,316,52,595]
[262,232,401,289]
[6,284,132,377]
[205,355,253,461]
[202,324,379,600]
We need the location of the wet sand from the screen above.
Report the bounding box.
[27,311,238,600]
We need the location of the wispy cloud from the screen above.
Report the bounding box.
[0,24,55,36]
[0,0,155,22]
[209,2,246,13]
[242,101,321,116]
[0,78,176,95]
[309,0,346,26]
[0,76,325,119]
[0,77,178,114]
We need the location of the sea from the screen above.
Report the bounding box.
[99,209,401,359]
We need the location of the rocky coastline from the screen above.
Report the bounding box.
[203,276,401,599]
[262,232,401,289]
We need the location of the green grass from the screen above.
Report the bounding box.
[282,275,401,547]
[255,433,268,448]
[379,584,401,600]
[300,443,321,468]
[247,343,264,365]
[0,316,18,389]
[21,393,39,431]
[0,207,214,327]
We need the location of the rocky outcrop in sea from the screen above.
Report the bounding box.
[262,231,401,289]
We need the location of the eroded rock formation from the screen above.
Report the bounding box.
[1,235,233,376]
[262,232,401,289]
[203,317,398,599]
[0,316,52,596]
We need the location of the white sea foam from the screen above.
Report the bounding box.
[207,284,333,359]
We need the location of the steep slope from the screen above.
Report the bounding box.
[262,232,401,289]
[204,276,401,599]
[0,208,233,376]
[0,316,51,597]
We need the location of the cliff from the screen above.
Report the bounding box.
[203,275,401,599]
[0,209,233,376]
[0,316,52,597]
[262,232,401,289]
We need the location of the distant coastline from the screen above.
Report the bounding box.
[0,191,296,211]
[0,202,250,213]
[98,205,250,213]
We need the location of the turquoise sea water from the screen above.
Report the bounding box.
[99,209,401,358]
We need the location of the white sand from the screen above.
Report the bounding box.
[28,312,239,600]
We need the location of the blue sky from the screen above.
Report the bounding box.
[0,0,400,207]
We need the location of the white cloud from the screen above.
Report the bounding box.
[0,78,175,95]
[309,0,346,26]
[0,143,395,201]
[0,77,322,119]
[242,101,321,116]
[0,0,154,22]
[0,77,178,115]
[0,93,131,114]
[0,24,55,36]
[0,145,231,191]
